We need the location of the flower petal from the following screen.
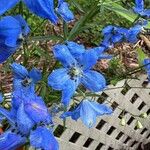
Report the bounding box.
[61,78,79,106]
[17,103,34,135]
[98,54,113,60]
[0,0,19,15]
[0,93,3,103]
[67,41,85,58]
[57,0,74,22]
[0,44,17,64]
[0,130,26,150]
[29,68,42,83]
[13,15,30,36]
[102,25,114,35]
[30,127,59,150]
[143,58,150,80]
[48,68,70,90]
[23,0,58,24]
[0,16,21,47]
[60,105,81,121]
[126,24,144,43]
[53,44,76,67]
[11,62,28,79]
[133,0,144,13]
[24,96,52,124]
[0,107,15,124]
[141,9,150,17]
[80,100,97,128]
[79,49,98,71]
[81,70,106,92]
[112,34,123,43]
[90,102,113,116]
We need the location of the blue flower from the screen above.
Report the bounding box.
[133,0,150,17]
[61,99,112,128]
[0,90,52,134]
[30,127,59,150]
[57,0,74,22]
[126,20,147,43]
[0,130,26,150]
[101,25,128,49]
[11,62,42,92]
[0,90,56,149]
[0,0,74,24]
[48,42,107,106]
[0,15,30,64]
[143,58,150,80]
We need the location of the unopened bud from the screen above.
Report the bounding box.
[136,120,143,129]
[140,113,148,119]
[120,117,126,126]
[4,103,9,109]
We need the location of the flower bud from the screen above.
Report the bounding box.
[136,120,143,129]
[120,117,126,126]
[140,113,148,119]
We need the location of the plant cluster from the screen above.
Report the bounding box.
[0,0,150,149]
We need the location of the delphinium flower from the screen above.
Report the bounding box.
[143,59,150,80]
[61,99,112,128]
[48,41,108,106]
[126,19,148,43]
[133,0,150,18]
[0,0,74,24]
[0,15,30,64]
[100,25,128,49]
[101,20,148,48]
[11,62,42,93]
[0,90,59,150]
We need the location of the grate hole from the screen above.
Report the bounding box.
[142,80,149,87]
[69,132,81,143]
[108,147,114,150]
[146,133,150,139]
[95,143,104,150]
[53,125,66,137]
[131,141,138,147]
[107,126,116,135]
[96,119,106,130]
[83,138,94,148]
[97,92,108,104]
[134,126,138,130]
[118,110,127,119]
[116,132,124,140]
[140,128,148,135]
[121,84,131,95]
[124,136,131,144]
[111,101,119,111]
[127,116,134,125]
[130,93,139,104]
[147,109,150,115]
[138,102,146,110]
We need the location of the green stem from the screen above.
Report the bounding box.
[63,21,68,40]
[19,1,23,15]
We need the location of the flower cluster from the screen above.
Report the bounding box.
[0,0,150,149]
[0,63,59,149]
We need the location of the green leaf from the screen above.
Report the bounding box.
[104,0,150,28]
[137,47,147,66]
[70,0,85,13]
[68,3,99,40]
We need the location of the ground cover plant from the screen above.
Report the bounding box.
[0,0,150,149]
